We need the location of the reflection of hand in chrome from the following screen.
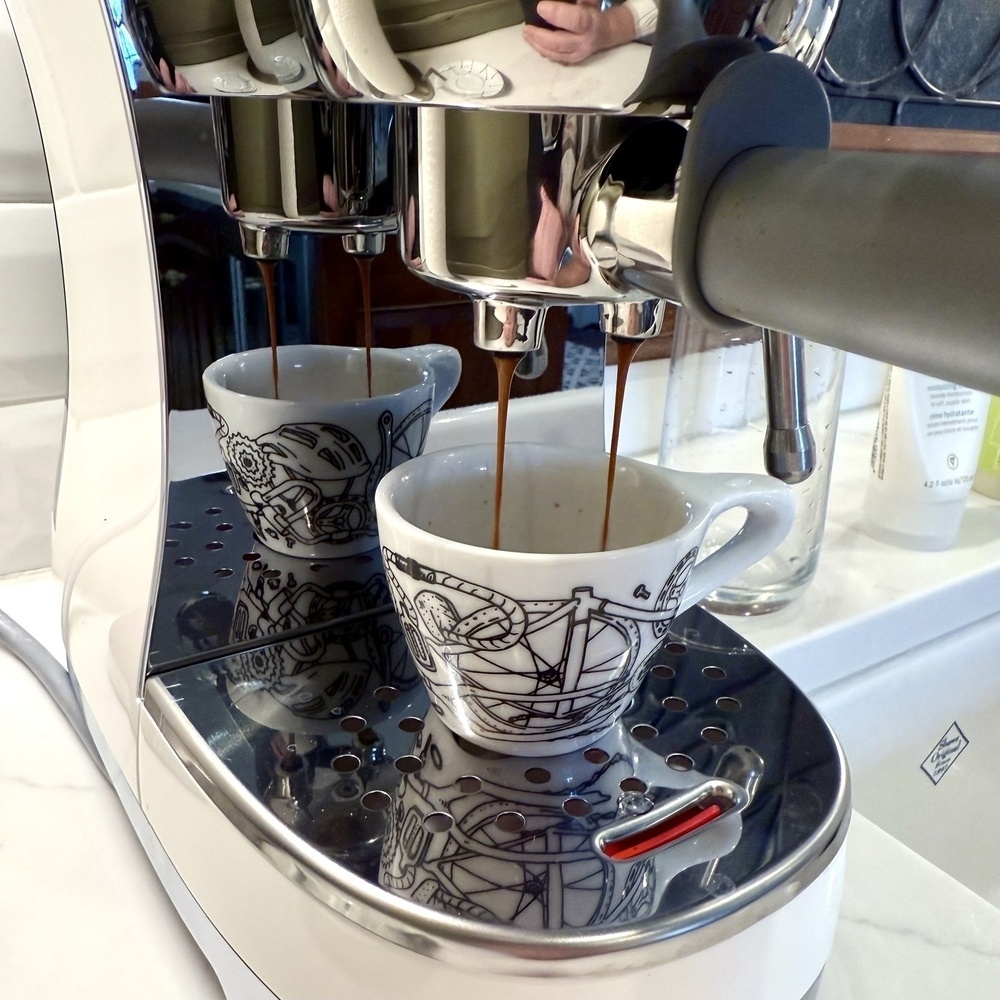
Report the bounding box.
[319,45,363,99]
[523,1,637,65]
[404,196,422,267]
[529,187,591,287]
[552,216,591,288]
[321,175,344,218]
[158,58,195,94]
[530,186,566,281]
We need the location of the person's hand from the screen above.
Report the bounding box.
[523,0,637,66]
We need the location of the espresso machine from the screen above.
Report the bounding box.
[4,1,1000,999]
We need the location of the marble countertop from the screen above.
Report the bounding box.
[0,573,224,1000]
[713,407,1000,693]
[3,399,999,999]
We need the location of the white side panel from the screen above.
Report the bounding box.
[0,3,68,573]
[5,0,166,791]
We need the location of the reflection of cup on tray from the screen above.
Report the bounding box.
[226,547,418,735]
[380,711,744,929]
[203,343,461,558]
[375,443,792,756]
[225,615,416,740]
[232,546,390,643]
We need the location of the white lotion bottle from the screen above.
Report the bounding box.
[973,395,1000,500]
[862,368,989,550]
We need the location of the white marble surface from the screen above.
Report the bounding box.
[0,573,224,1000]
[819,814,1000,1000]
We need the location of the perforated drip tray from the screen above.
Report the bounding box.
[148,473,392,672]
[149,604,849,940]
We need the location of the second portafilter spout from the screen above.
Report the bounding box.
[398,107,684,380]
[600,300,668,341]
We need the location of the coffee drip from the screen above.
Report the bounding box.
[258,260,280,399]
[602,337,643,551]
[491,354,520,550]
[260,249,379,404]
[491,334,644,553]
[354,256,374,399]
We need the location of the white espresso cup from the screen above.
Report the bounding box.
[203,343,461,558]
[375,443,793,756]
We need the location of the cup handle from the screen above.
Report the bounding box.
[405,344,462,414]
[679,473,794,613]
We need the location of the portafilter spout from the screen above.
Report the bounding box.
[213,97,397,260]
[600,300,668,341]
[472,301,547,354]
[397,107,684,342]
[238,224,290,261]
[472,300,549,380]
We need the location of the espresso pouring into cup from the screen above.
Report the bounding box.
[375,442,793,755]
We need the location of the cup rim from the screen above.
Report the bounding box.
[202,343,432,404]
[375,441,694,562]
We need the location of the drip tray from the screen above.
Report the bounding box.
[147,604,849,945]
[148,472,394,672]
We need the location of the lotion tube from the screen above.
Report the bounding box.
[862,368,989,550]
[973,396,1000,500]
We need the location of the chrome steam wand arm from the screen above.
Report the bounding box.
[673,53,1000,396]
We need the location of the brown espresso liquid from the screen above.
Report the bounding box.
[354,256,374,398]
[258,260,280,398]
[601,337,642,551]
[492,353,520,550]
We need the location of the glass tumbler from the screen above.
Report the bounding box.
[658,310,846,615]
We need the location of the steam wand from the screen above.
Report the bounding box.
[762,330,816,485]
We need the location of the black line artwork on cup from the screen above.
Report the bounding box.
[382,547,698,742]
[379,726,659,929]
[232,552,392,643]
[223,608,415,725]
[209,400,432,550]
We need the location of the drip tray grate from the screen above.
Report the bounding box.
[150,604,848,935]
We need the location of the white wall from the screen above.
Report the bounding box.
[0,0,68,572]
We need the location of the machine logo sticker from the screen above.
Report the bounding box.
[920,722,969,785]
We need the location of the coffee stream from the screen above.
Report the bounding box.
[602,337,642,551]
[260,253,376,403]
[354,256,374,398]
[258,260,280,399]
[491,337,641,553]
[264,257,637,552]
[492,354,520,550]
